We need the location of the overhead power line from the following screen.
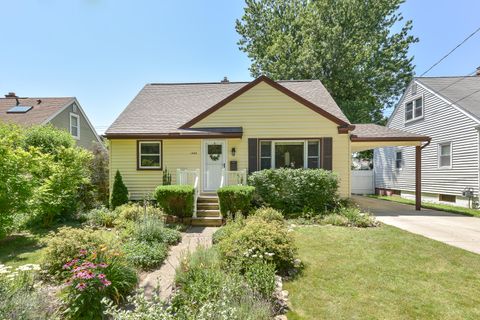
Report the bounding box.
[419,25,480,77]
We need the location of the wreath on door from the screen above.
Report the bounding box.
[208,144,222,161]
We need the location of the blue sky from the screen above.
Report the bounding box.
[1,0,479,132]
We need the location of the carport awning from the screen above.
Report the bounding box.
[350,124,430,152]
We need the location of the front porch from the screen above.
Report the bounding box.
[176,168,247,225]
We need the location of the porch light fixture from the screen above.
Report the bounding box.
[231,147,236,156]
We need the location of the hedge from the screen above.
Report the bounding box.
[154,185,194,218]
[248,168,339,214]
[217,185,255,217]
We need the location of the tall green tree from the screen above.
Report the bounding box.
[236,0,418,123]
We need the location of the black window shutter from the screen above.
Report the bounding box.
[321,137,333,171]
[248,138,258,174]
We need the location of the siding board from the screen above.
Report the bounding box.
[374,81,479,200]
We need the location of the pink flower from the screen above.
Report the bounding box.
[97,263,107,268]
[97,273,106,279]
[75,282,87,291]
[101,279,111,287]
[79,249,87,256]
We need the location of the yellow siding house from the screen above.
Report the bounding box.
[105,76,428,207]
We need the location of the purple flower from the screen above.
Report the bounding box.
[97,273,106,279]
[75,282,87,291]
[79,249,87,256]
[97,262,108,268]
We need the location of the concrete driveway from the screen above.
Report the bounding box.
[353,196,480,254]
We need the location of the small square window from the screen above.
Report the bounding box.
[138,141,162,169]
[405,96,423,122]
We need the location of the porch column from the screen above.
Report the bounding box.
[415,146,421,211]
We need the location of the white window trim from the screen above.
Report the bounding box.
[438,142,452,169]
[395,150,403,171]
[138,141,162,169]
[69,113,80,140]
[260,139,320,169]
[405,94,424,123]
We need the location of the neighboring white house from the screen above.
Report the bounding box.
[374,72,480,208]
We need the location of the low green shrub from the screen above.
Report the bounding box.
[248,168,339,215]
[111,170,129,209]
[131,216,181,245]
[41,227,107,278]
[172,247,273,319]
[244,262,276,299]
[114,203,163,226]
[217,185,255,217]
[154,185,194,218]
[321,213,349,226]
[0,264,56,319]
[61,248,137,319]
[103,291,174,320]
[337,206,378,227]
[83,207,118,228]
[251,207,284,224]
[212,215,245,244]
[123,240,168,270]
[217,218,296,273]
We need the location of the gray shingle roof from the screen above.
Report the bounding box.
[351,123,430,141]
[0,97,74,126]
[416,76,480,120]
[105,78,350,136]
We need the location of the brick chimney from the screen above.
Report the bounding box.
[5,92,17,98]
[476,66,480,76]
[221,76,229,83]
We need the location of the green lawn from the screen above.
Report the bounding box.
[368,195,480,218]
[285,225,480,320]
[0,221,83,268]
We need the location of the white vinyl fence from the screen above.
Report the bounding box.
[351,170,374,195]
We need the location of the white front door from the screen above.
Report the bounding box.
[203,140,226,191]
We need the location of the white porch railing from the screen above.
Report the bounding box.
[220,169,247,188]
[176,169,200,218]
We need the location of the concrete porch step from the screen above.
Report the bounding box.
[197,209,221,217]
[197,203,220,210]
[197,196,219,203]
[191,217,223,227]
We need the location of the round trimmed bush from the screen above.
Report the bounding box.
[217,185,255,217]
[154,185,194,218]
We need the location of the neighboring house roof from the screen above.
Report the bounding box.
[105,76,351,137]
[415,76,480,121]
[350,124,430,141]
[0,97,75,126]
[0,95,103,145]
